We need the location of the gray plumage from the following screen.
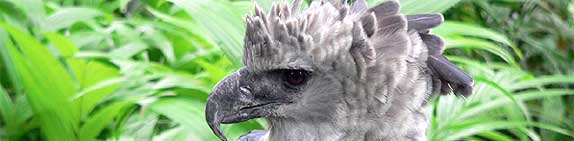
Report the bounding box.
[205,0,473,141]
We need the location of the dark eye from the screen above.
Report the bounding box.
[281,69,310,86]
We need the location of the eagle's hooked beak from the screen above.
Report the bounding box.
[205,67,273,141]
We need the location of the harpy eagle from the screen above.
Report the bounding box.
[205,0,473,140]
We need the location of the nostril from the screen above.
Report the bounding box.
[239,86,252,94]
[238,86,254,104]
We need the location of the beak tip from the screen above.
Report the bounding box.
[206,113,229,141]
[208,122,228,141]
[206,98,229,141]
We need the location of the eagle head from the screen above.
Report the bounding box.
[205,0,473,140]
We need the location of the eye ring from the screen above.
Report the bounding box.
[281,69,310,86]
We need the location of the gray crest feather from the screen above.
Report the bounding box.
[369,0,400,18]
[407,14,444,32]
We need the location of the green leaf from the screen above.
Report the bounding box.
[0,22,78,141]
[446,120,573,140]
[0,22,24,98]
[195,60,229,83]
[444,37,519,67]
[117,110,158,141]
[152,126,189,141]
[509,75,574,90]
[473,76,530,121]
[148,97,218,141]
[400,0,462,14]
[110,42,148,58]
[79,101,131,141]
[43,7,103,31]
[45,32,78,57]
[435,21,524,60]
[0,84,14,130]
[72,77,126,100]
[458,89,574,120]
[6,0,46,27]
[478,131,514,141]
[0,30,34,138]
[153,72,212,93]
[169,0,245,67]
[68,59,122,118]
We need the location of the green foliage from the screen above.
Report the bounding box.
[445,0,574,75]
[0,0,572,141]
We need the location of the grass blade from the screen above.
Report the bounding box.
[509,75,574,90]
[148,97,218,141]
[401,0,462,14]
[435,21,524,60]
[43,7,103,31]
[45,32,78,57]
[445,37,519,67]
[169,0,246,66]
[0,22,78,141]
[79,101,131,140]
[458,89,574,120]
[0,84,15,131]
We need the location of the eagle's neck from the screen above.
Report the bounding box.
[265,104,429,141]
[266,118,345,141]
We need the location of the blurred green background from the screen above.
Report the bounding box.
[0,0,573,140]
